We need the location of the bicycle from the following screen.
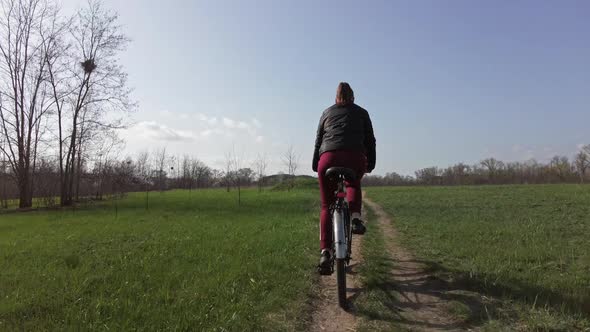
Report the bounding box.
[323,167,356,308]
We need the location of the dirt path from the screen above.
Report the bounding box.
[308,219,365,331]
[308,197,486,332]
[363,197,470,332]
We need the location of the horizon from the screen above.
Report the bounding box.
[57,0,589,176]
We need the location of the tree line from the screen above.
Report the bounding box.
[1,141,588,208]
[363,145,590,186]
[0,142,303,208]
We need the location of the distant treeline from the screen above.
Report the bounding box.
[0,146,302,208]
[363,145,590,186]
[0,154,253,208]
[0,145,590,208]
[1,145,589,208]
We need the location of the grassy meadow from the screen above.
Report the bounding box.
[367,184,590,330]
[0,189,319,331]
[3,183,590,331]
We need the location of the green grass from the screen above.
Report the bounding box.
[0,196,54,210]
[367,184,590,330]
[0,189,319,331]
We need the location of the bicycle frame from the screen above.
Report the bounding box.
[324,170,354,308]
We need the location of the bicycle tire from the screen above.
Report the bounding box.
[344,205,352,260]
[336,258,347,308]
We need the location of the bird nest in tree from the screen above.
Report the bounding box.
[81,59,97,73]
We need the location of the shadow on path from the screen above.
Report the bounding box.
[350,256,506,331]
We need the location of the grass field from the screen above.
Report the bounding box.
[3,183,590,331]
[367,184,590,330]
[0,189,319,331]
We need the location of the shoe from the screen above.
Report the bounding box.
[352,218,366,235]
[317,249,332,275]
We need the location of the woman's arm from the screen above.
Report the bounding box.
[364,111,376,173]
[312,114,325,172]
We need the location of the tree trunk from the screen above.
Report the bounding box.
[62,113,79,206]
[75,143,83,201]
[18,172,32,209]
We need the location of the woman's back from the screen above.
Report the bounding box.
[318,103,373,157]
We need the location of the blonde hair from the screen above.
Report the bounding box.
[335,82,354,105]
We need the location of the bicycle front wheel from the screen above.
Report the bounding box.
[336,258,347,308]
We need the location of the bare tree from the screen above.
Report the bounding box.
[575,145,590,183]
[229,146,244,205]
[0,136,8,208]
[253,153,268,192]
[442,163,470,185]
[415,167,442,185]
[190,158,210,189]
[44,0,132,206]
[92,130,122,199]
[135,150,150,208]
[180,154,190,189]
[480,158,504,184]
[168,154,177,188]
[223,151,233,193]
[210,168,223,187]
[154,147,168,192]
[0,0,62,208]
[549,155,571,182]
[282,145,299,190]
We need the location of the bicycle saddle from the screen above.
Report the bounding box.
[325,167,356,182]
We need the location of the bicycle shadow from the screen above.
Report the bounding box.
[416,259,590,315]
[345,257,590,329]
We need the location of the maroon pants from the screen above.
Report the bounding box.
[318,150,366,250]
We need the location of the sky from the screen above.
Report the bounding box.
[62,0,590,175]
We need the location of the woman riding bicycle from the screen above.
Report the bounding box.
[312,82,376,272]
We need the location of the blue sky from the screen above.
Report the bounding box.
[63,0,590,175]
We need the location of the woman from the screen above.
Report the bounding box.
[312,82,376,273]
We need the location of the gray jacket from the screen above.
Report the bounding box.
[312,103,376,172]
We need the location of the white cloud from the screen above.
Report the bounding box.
[126,114,265,150]
[252,118,262,128]
[195,113,218,126]
[222,117,236,128]
[130,121,197,141]
[201,128,226,137]
[237,121,250,129]
[523,149,535,160]
[217,116,259,135]
[511,144,522,153]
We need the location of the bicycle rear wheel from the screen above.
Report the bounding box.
[336,258,347,308]
[344,205,352,262]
